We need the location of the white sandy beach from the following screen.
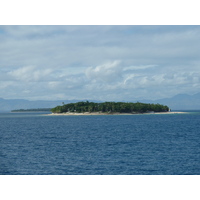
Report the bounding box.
[47,111,186,116]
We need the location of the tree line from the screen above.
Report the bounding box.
[51,101,169,113]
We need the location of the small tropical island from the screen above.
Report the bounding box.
[50,101,172,115]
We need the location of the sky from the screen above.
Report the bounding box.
[0,25,200,101]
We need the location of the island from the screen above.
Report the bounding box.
[50,101,171,115]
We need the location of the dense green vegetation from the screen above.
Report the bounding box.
[11,108,52,112]
[51,101,169,113]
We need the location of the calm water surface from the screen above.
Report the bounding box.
[0,112,200,175]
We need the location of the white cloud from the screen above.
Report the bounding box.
[124,65,157,71]
[8,66,52,82]
[85,60,122,83]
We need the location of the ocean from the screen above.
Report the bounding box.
[0,111,200,175]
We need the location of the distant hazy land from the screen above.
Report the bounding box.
[1,92,200,111]
[11,108,52,112]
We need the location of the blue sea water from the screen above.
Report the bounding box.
[0,111,200,175]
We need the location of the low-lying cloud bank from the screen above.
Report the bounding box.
[1,60,200,101]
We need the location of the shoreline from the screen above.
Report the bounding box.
[46,111,186,116]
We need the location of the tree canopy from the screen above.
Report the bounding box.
[51,101,169,114]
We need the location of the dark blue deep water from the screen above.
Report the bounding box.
[0,112,200,175]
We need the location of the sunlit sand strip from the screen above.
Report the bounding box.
[46,111,187,116]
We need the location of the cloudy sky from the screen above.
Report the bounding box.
[0,25,200,101]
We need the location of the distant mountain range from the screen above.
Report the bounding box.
[139,92,200,110]
[0,99,74,112]
[0,92,200,111]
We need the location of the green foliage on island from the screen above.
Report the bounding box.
[11,108,52,112]
[51,101,169,113]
